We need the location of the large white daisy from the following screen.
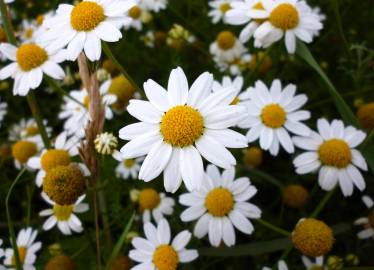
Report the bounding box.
[129,219,198,270]
[179,164,261,247]
[208,0,233,24]
[293,118,368,197]
[354,195,374,240]
[242,79,310,156]
[119,67,247,192]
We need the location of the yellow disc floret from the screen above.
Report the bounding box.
[153,245,179,270]
[109,255,132,270]
[41,149,71,171]
[269,3,299,30]
[16,44,48,72]
[138,188,161,212]
[282,184,309,209]
[261,104,287,128]
[70,1,105,32]
[292,218,334,257]
[205,187,234,217]
[318,139,351,168]
[26,125,39,136]
[44,254,77,270]
[124,159,135,168]
[252,2,266,24]
[216,31,236,50]
[36,15,44,26]
[128,5,142,19]
[243,146,263,168]
[108,75,135,111]
[160,105,204,147]
[219,3,231,13]
[53,204,74,221]
[357,102,374,130]
[12,140,37,164]
[12,246,27,265]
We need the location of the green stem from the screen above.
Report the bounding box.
[6,167,27,270]
[45,76,84,106]
[246,168,284,190]
[310,188,336,218]
[331,0,351,59]
[0,0,16,44]
[255,219,291,237]
[26,180,34,226]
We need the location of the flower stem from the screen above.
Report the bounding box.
[45,76,84,106]
[246,168,284,190]
[0,0,16,44]
[310,188,336,218]
[255,218,291,237]
[331,0,351,59]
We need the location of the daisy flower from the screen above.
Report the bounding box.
[0,97,7,126]
[113,150,142,179]
[119,67,247,192]
[179,164,261,247]
[27,131,81,187]
[141,0,168,12]
[141,30,156,48]
[249,0,323,53]
[39,192,89,235]
[242,79,310,156]
[4,227,42,270]
[0,42,66,96]
[129,219,198,270]
[11,139,41,170]
[214,52,252,75]
[122,4,152,31]
[263,260,288,270]
[210,31,247,62]
[40,0,136,61]
[354,195,374,239]
[302,256,327,270]
[293,118,367,197]
[18,19,38,42]
[208,0,233,24]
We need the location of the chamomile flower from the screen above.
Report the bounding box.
[179,165,261,247]
[119,67,247,192]
[141,0,168,12]
[40,0,136,61]
[208,0,233,24]
[263,260,288,270]
[95,132,118,155]
[0,97,7,126]
[123,4,152,31]
[210,31,247,62]
[0,43,66,96]
[27,131,81,187]
[242,79,310,156]
[4,227,42,270]
[129,219,198,270]
[18,20,38,42]
[302,256,327,270]
[249,0,323,53]
[112,150,142,180]
[39,192,89,235]
[11,140,40,170]
[214,52,252,75]
[293,118,367,197]
[141,30,156,48]
[354,195,374,239]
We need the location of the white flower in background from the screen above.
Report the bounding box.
[141,0,168,12]
[210,31,247,62]
[5,0,14,3]
[249,0,323,53]
[39,193,89,235]
[242,79,310,156]
[179,165,261,247]
[214,53,252,75]
[0,97,7,126]
[27,132,80,187]
[293,118,367,197]
[141,30,156,48]
[354,195,374,239]
[112,150,142,180]
[263,260,288,270]
[119,67,247,192]
[0,239,4,270]
[208,0,233,24]
[129,219,198,270]
[122,4,152,31]
[0,43,66,96]
[18,20,38,42]
[4,227,42,270]
[40,0,136,61]
[302,256,327,270]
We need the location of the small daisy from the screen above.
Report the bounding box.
[40,0,136,61]
[249,0,323,53]
[11,140,41,170]
[0,42,66,96]
[112,150,142,180]
[293,118,367,197]
[141,0,168,12]
[39,192,89,235]
[214,52,252,75]
[242,79,310,156]
[129,219,198,270]
[210,31,247,62]
[263,260,288,270]
[4,227,42,270]
[0,97,7,126]
[122,4,152,31]
[18,19,38,42]
[179,164,261,247]
[302,256,327,270]
[141,30,156,48]
[208,0,233,24]
[354,195,374,239]
[119,67,247,192]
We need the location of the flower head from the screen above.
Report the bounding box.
[354,195,374,239]
[44,254,76,270]
[282,184,309,209]
[95,132,118,155]
[357,102,374,130]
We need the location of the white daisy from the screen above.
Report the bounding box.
[249,0,323,53]
[5,0,14,3]
[40,0,136,61]
[119,67,247,192]
[113,150,142,179]
[214,52,252,76]
[39,192,89,235]
[242,79,310,156]
[141,30,156,48]
[129,219,198,270]
[263,260,288,270]
[354,195,374,239]
[4,227,42,270]
[208,0,233,24]
[0,97,7,126]
[210,31,247,62]
[179,164,261,247]
[18,19,38,42]
[302,256,327,270]
[141,0,168,12]
[0,239,4,269]
[122,4,152,31]
[0,42,66,96]
[293,118,368,197]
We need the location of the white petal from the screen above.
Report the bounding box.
[167,67,188,106]
[143,79,170,112]
[127,100,162,123]
[180,146,204,191]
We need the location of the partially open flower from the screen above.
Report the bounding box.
[283,184,309,209]
[357,102,374,130]
[95,132,118,155]
[243,146,263,168]
[12,140,38,164]
[44,254,76,270]
[109,255,132,270]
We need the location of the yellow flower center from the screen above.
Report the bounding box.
[26,125,39,136]
[25,28,34,39]
[41,149,71,171]
[243,146,263,168]
[123,159,135,168]
[0,27,7,42]
[36,15,45,26]
[282,184,309,209]
[230,97,240,105]
[11,246,27,265]
[216,31,236,50]
[12,140,37,164]
[16,44,48,72]
[129,5,142,19]
[369,209,374,228]
[108,75,135,111]
[261,104,286,128]
[205,187,234,217]
[269,3,299,30]
[160,105,204,148]
[70,1,105,32]
[357,102,374,130]
[53,204,74,221]
[83,95,90,108]
[318,139,352,168]
[138,188,160,212]
[45,255,76,270]
[252,2,266,24]
[153,245,179,270]
[219,3,231,13]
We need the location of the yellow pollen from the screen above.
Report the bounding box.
[219,3,231,13]
[0,27,7,42]
[282,184,309,209]
[83,95,90,108]
[252,2,266,24]
[369,209,374,228]
[123,159,135,168]
[129,5,142,19]
[138,189,160,212]
[53,204,74,221]
[205,187,234,217]
[357,102,374,130]
[261,104,286,128]
[26,125,39,136]
[36,15,44,26]
[318,139,351,168]
[153,245,179,270]
[216,31,236,50]
[12,140,37,164]
[16,44,48,72]
[11,246,27,265]
[269,3,299,30]
[108,75,135,111]
[41,149,71,171]
[160,105,204,147]
[25,28,34,39]
[230,97,240,105]
[70,1,105,32]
